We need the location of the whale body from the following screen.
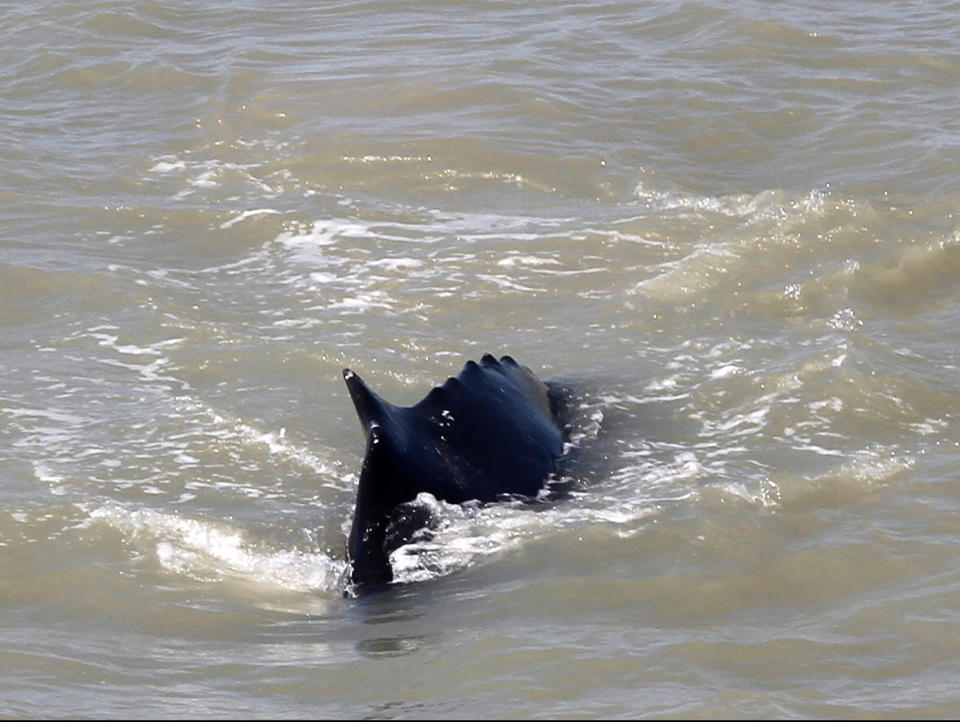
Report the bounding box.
[342,354,569,592]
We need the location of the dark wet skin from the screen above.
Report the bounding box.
[341,354,569,594]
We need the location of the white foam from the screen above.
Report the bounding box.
[381,484,668,585]
[7,407,87,426]
[712,479,783,509]
[89,504,345,592]
[275,220,375,250]
[324,291,395,313]
[179,400,353,486]
[710,364,743,379]
[910,418,948,435]
[635,185,827,222]
[386,494,535,584]
[148,159,186,173]
[367,257,423,271]
[833,451,915,485]
[342,154,428,164]
[630,188,833,302]
[190,169,219,188]
[496,255,562,268]
[220,208,281,229]
[476,274,546,293]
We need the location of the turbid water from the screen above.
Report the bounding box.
[3,1,960,717]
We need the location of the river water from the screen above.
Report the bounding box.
[3,1,960,717]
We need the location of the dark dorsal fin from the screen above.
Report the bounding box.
[413,353,553,421]
[342,368,393,431]
[418,374,461,408]
[342,354,569,592]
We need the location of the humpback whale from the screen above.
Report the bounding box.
[342,354,569,592]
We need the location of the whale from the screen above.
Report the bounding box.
[341,353,570,593]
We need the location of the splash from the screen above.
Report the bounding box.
[89,504,345,593]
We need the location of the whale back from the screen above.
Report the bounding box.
[342,354,566,589]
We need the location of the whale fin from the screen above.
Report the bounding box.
[342,368,392,431]
[341,355,569,592]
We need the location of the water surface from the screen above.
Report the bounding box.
[3,1,960,717]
